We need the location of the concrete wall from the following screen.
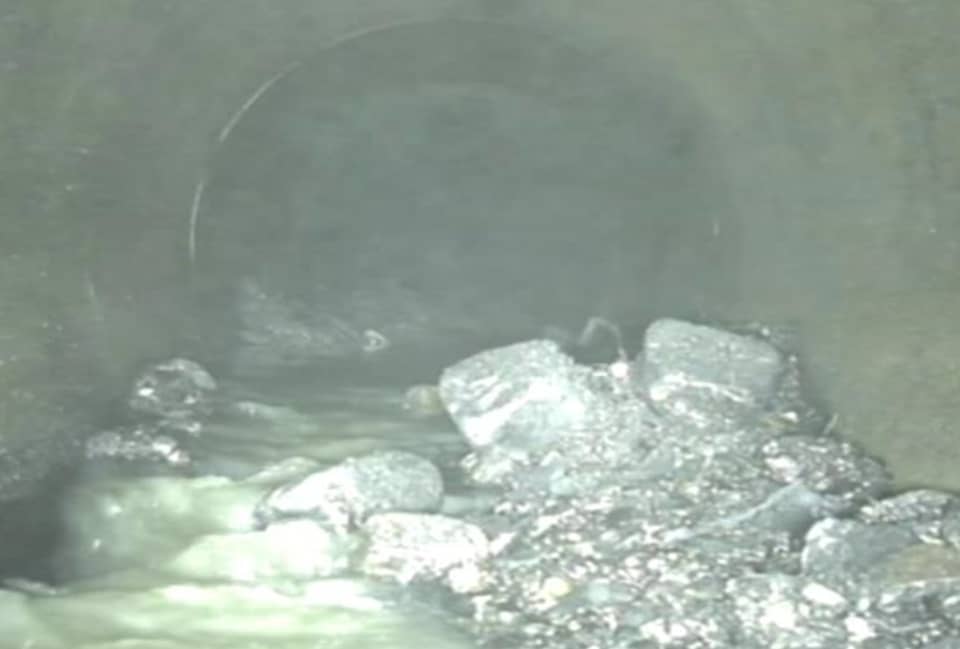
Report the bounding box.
[0,0,958,514]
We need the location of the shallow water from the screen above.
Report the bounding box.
[1,378,476,649]
[190,381,469,479]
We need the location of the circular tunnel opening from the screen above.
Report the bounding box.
[0,18,745,588]
[6,11,960,647]
[187,19,740,384]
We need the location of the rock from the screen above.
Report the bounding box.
[438,339,621,451]
[858,489,958,525]
[127,358,217,431]
[759,434,891,503]
[255,450,444,531]
[430,320,960,648]
[943,509,960,550]
[84,425,190,467]
[665,483,851,546]
[864,576,960,642]
[361,512,490,592]
[876,543,960,584]
[728,574,850,649]
[802,518,919,580]
[439,338,661,493]
[48,317,960,649]
[640,318,785,425]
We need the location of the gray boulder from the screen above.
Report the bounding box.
[127,358,217,433]
[438,339,625,452]
[640,318,785,425]
[255,450,444,532]
[361,512,490,593]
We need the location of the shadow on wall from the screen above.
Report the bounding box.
[185,19,742,373]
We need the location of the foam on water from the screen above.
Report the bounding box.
[0,383,473,649]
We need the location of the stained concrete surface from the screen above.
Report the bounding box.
[0,0,958,531]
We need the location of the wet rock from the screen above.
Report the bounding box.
[664,482,851,546]
[802,490,960,595]
[459,445,531,486]
[759,434,891,503]
[861,576,960,647]
[84,425,190,467]
[802,518,920,582]
[438,339,615,450]
[858,489,958,526]
[876,543,960,584]
[63,316,960,649]
[439,339,655,495]
[361,512,490,592]
[419,318,960,648]
[728,574,851,649]
[127,358,217,432]
[943,509,960,550]
[640,318,785,426]
[255,450,444,532]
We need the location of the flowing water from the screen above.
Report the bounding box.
[2,3,959,647]
[3,373,477,649]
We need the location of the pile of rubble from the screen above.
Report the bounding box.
[86,318,960,648]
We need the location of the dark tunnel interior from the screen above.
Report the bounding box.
[185,20,741,384]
